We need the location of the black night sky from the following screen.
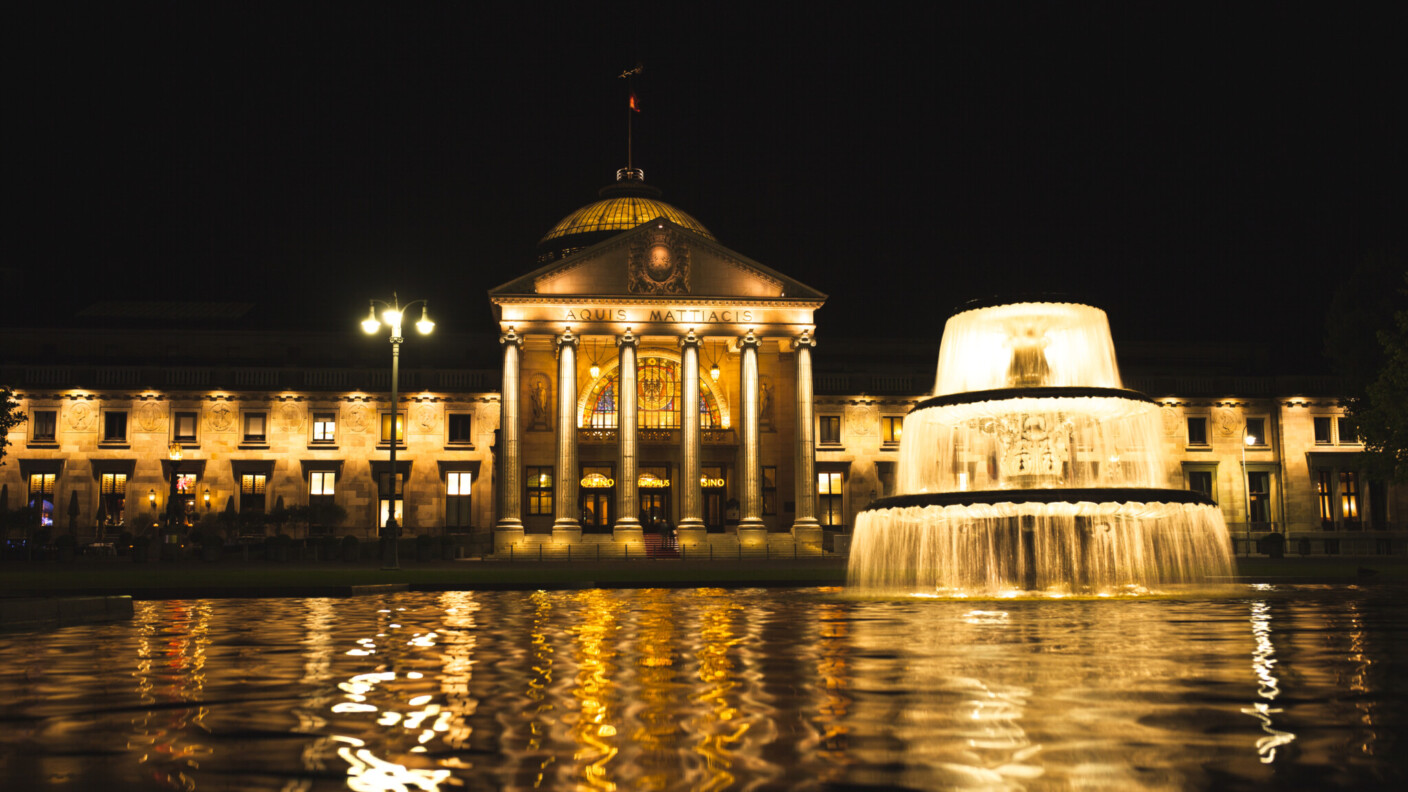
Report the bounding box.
[21,3,1406,371]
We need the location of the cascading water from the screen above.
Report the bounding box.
[849,299,1234,595]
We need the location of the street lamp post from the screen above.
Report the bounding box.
[363,294,435,571]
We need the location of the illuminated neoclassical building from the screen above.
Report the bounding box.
[490,168,827,550]
[1,169,1402,556]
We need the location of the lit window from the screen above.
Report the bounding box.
[310,471,336,498]
[380,412,405,444]
[28,473,56,527]
[378,472,404,527]
[100,472,127,528]
[882,416,903,445]
[1186,417,1208,446]
[581,357,724,429]
[526,466,553,515]
[818,471,844,527]
[174,411,198,443]
[818,416,841,445]
[1316,470,1334,527]
[240,473,267,513]
[448,413,473,445]
[312,413,337,443]
[1247,472,1271,525]
[447,471,472,528]
[1339,470,1360,523]
[243,412,267,444]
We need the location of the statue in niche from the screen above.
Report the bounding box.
[758,377,774,429]
[208,403,235,432]
[67,402,94,431]
[136,401,162,432]
[528,374,551,430]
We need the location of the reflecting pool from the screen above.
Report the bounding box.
[2,586,1405,790]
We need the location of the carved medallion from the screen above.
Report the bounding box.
[280,402,304,432]
[67,402,94,431]
[1160,405,1180,436]
[627,228,691,294]
[1215,407,1240,437]
[415,404,438,433]
[346,405,369,433]
[136,401,163,432]
[208,403,235,432]
[848,404,877,436]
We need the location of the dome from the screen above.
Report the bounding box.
[537,168,714,262]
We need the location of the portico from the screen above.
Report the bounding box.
[489,216,826,551]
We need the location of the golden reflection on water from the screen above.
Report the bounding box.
[5,586,1406,790]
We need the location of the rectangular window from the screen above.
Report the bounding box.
[174,411,198,443]
[762,465,777,515]
[1186,417,1208,446]
[381,412,405,444]
[102,411,128,444]
[818,471,844,527]
[174,473,198,527]
[1187,470,1213,499]
[100,472,127,528]
[28,473,56,527]
[1247,471,1271,525]
[1337,416,1358,445]
[1316,470,1334,526]
[882,416,903,445]
[378,472,404,527]
[240,473,267,513]
[243,412,267,444]
[312,413,337,444]
[310,471,336,498]
[1245,418,1267,447]
[1339,470,1360,522]
[526,466,553,516]
[1313,417,1334,445]
[818,415,841,445]
[31,410,57,443]
[447,471,472,528]
[448,413,473,445]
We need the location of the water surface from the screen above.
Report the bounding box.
[2,585,1404,790]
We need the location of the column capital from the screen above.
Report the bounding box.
[739,329,761,349]
[616,328,639,348]
[499,327,522,347]
[555,328,578,349]
[792,330,816,350]
[679,328,701,348]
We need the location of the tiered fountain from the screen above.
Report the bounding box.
[850,299,1234,594]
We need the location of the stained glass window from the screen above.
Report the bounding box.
[582,355,723,430]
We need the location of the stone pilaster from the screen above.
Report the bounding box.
[737,330,767,543]
[613,330,643,541]
[790,331,822,547]
[495,329,524,547]
[552,329,581,542]
[677,329,706,545]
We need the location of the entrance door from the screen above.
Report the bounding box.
[702,465,726,532]
[581,491,612,533]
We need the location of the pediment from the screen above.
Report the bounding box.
[489,219,825,303]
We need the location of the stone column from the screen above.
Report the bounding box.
[790,331,822,547]
[737,330,767,544]
[495,329,525,547]
[677,329,706,545]
[552,329,582,542]
[613,330,643,541]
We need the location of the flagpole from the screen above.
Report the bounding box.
[619,63,643,176]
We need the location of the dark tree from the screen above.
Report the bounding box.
[0,388,24,467]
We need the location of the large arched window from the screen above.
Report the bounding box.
[579,352,726,429]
